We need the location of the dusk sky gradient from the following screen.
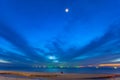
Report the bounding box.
[0,0,120,66]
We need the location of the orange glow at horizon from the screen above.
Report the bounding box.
[99,64,120,67]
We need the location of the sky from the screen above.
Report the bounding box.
[0,0,120,66]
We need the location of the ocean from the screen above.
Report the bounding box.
[0,67,120,74]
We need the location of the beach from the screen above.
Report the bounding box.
[0,71,119,80]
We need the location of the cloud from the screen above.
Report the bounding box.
[57,23,120,63]
[0,21,45,63]
[0,48,36,65]
[66,25,120,64]
[0,59,10,63]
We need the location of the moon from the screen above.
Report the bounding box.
[65,8,69,13]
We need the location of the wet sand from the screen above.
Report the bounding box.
[0,71,119,80]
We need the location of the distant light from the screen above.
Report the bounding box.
[53,60,59,63]
[59,66,64,68]
[43,65,46,68]
[114,67,117,69]
[65,8,69,13]
[38,65,42,68]
[96,66,99,69]
[88,65,93,67]
[99,64,120,67]
[79,66,85,68]
[75,66,80,68]
[47,55,56,60]
[48,66,54,68]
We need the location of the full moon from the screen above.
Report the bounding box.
[65,8,69,13]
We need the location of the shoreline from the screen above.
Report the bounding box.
[0,71,119,80]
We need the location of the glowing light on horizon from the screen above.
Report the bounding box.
[59,66,64,68]
[99,64,120,67]
[88,65,94,67]
[114,67,117,69]
[96,66,99,69]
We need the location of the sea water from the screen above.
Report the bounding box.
[0,67,120,74]
[0,67,120,80]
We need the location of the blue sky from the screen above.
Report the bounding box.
[0,0,120,66]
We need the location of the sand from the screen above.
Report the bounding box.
[0,71,118,80]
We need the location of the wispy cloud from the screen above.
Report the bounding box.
[0,22,45,63]
[66,24,120,64]
[47,23,120,64]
